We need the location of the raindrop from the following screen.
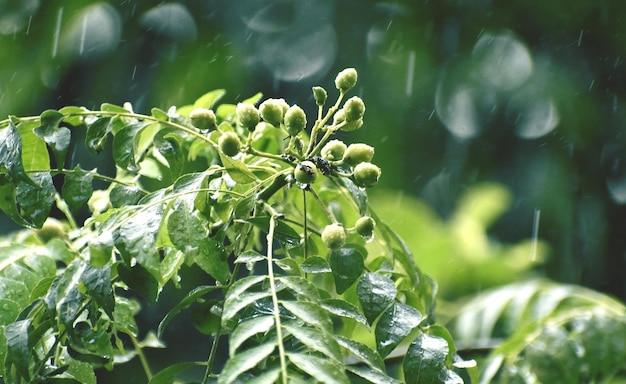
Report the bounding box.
[471,30,533,92]
[51,7,63,58]
[506,88,559,140]
[140,3,197,42]
[258,23,337,82]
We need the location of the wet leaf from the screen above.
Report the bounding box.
[287,352,349,384]
[154,129,185,179]
[157,285,220,338]
[85,117,111,153]
[336,335,385,370]
[243,216,301,247]
[281,301,332,331]
[109,185,143,207]
[320,298,368,327]
[112,122,146,171]
[33,110,71,168]
[329,246,364,294]
[219,152,256,184]
[5,319,31,381]
[114,204,162,279]
[376,302,423,357]
[234,249,266,265]
[194,89,226,110]
[149,362,204,384]
[0,120,32,184]
[190,299,222,335]
[16,171,55,228]
[218,342,275,384]
[229,315,274,355]
[62,166,93,212]
[80,264,114,317]
[346,365,401,384]
[167,199,207,250]
[195,237,230,283]
[357,272,397,324]
[403,333,449,384]
[301,256,332,274]
[118,263,159,304]
[222,275,268,324]
[18,120,50,172]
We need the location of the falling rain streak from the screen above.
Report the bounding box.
[52,7,63,58]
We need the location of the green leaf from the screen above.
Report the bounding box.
[219,152,257,184]
[524,325,580,383]
[338,176,368,216]
[286,352,350,384]
[18,120,50,172]
[101,103,130,113]
[218,342,275,384]
[301,256,332,274]
[85,117,111,153]
[0,182,30,227]
[167,199,207,251]
[16,171,55,228]
[234,194,256,219]
[33,110,71,168]
[158,285,219,338]
[149,362,205,384]
[118,263,159,304]
[0,120,32,184]
[243,216,301,247]
[403,333,449,384]
[195,237,230,284]
[376,302,423,357]
[80,264,114,317]
[109,185,144,208]
[0,298,20,325]
[150,107,169,121]
[234,249,266,265]
[336,336,385,371]
[357,272,397,325]
[222,275,268,324]
[229,315,275,355]
[320,299,369,327]
[330,246,365,294]
[190,300,222,335]
[49,260,87,326]
[278,276,320,300]
[194,89,226,110]
[160,248,185,285]
[112,122,146,171]
[5,319,31,381]
[346,365,402,384]
[62,166,93,212]
[283,323,342,361]
[114,204,162,279]
[281,301,332,331]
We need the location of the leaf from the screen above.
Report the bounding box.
[101,103,130,113]
[149,362,205,384]
[194,89,226,110]
[283,323,342,362]
[523,325,580,383]
[190,300,222,335]
[194,237,230,284]
[229,316,275,355]
[219,152,257,184]
[320,299,368,327]
[167,199,207,251]
[0,182,30,227]
[222,275,268,323]
[346,365,402,384]
[301,256,332,274]
[403,333,449,384]
[218,342,275,384]
[109,185,143,208]
[18,120,50,172]
[80,264,114,317]
[243,216,301,247]
[277,276,320,300]
[234,194,256,219]
[50,260,88,326]
[5,319,31,381]
[0,120,33,184]
[118,263,159,304]
[234,249,266,265]
[336,336,385,371]
[33,109,71,168]
[85,117,111,153]
[286,352,350,384]
[338,176,368,216]
[16,171,55,228]
[62,166,93,212]
[329,246,365,294]
[376,302,423,357]
[150,107,169,121]
[112,122,146,171]
[281,301,332,331]
[114,204,162,279]
[357,272,397,325]
[158,285,220,338]
[154,129,185,179]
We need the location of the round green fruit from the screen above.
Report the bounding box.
[294,161,318,184]
[321,223,346,250]
[343,143,375,166]
[321,139,347,161]
[259,98,285,126]
[343,96,365,122]
[189,108,217,130]
[312,86,327,106]
[218,131,241,157]
[236,103,260,131]
[284,105,307,135]
[335,68,358,92]
[355,216,376,239]
[353,162,381,188]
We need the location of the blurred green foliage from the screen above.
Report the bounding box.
[0,0,625,303]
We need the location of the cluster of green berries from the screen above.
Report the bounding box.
[188,67,381,251]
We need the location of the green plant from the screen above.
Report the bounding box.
[0,69,473,383]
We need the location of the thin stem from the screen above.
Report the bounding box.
[266,210,288,384]
[308,187,337,224]
[305,91,346,157]
[130,333,153,381]
[302,189,308,260]
[202,331,222,384]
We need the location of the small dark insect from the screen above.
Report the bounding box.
[308,156,334,176]
[281,154,297,163]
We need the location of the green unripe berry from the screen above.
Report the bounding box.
[284,104,307,135]
[353,162,381,188]
[335,68,358,92]
[355,216,376,239]
[312,86,327,106]
[276,98,290,115]
[321,223,346,250]
[189,108,217,130]
[236,103,260,131]
[36,218,68,243]
[259,98,285,126]
[333,109,345,125]
[343,143,375,166]
[218,131,241,157]
[321,139,347,161]
[294,160,318,184]
[340,119,363,132]
[343,96,365,122]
